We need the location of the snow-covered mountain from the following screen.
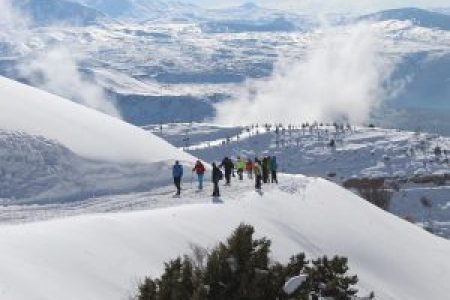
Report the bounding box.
[13,0,107,26]
[360,7,450,31]
[0,76,195,203]
[76,0,202,22]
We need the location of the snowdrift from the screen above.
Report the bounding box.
[0,130,178,204]
[0,176,448,300]
[0,76,195,203]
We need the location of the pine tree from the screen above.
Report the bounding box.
[203,224,272,300]
[138,278,157,300]
[303,256,358,300]
[137,224,363,300]
[157,257,195,300]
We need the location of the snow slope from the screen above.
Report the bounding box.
[0,176,448,300]
[0,76,196,203]
[0,76,193,164]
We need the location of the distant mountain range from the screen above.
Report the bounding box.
[207,2,292,20]
[12,1,450,31]
[74,0,312,26]
[200,17,297,33]
[360,7,450,31]
[75,0,202,21]
[202,2,313,32]
[67,2,450,31]
[14,0,106,26]
[2,2,450,133]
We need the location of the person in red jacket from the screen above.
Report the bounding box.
[245,159,254,179]
[192,160,206,190]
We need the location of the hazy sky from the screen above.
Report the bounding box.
[183,0,450,13]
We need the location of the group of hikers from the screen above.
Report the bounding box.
[172,155,278,197]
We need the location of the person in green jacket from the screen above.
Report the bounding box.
[235,156,245,181]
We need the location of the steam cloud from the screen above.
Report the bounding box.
[0,0,120,118]
[0,0,29,48]
[215,23,397,125]
[19,47,120,118]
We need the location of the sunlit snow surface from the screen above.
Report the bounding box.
[0,79,448,300]
[0,176,449,300]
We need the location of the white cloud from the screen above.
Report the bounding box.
[0,0,121,118]
[214,23,398,125]
[0,0,29,45]
[19,47,121,118]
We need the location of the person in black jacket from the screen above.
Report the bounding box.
[254,158,263,190]
[219,156,234,185]
[262,156,270,184]
[212,162,222,197]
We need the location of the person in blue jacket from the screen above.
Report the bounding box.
[172,161,183,196]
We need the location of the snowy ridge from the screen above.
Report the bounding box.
[0,76,193,164]
[0,176,448,299]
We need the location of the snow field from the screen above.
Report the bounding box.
[0,176,448,300]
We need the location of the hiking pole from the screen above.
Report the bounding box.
[191,171,194,189]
